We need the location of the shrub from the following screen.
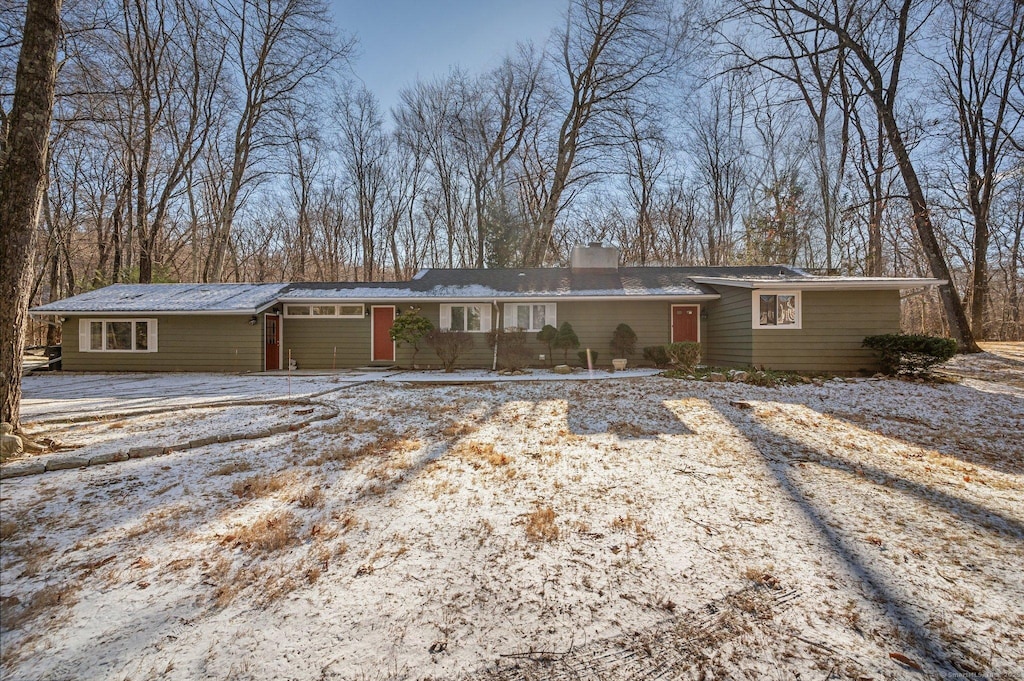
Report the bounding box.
[610,323,638,358]
[577,350,599,367]
[552,322,580,363]
[665,341,701,370]
[389,308,434,367]
[862,333,957,376]
[487,328,532,371]
[537,324,557,364]
[424,329,474,372]
[642,345,670,368]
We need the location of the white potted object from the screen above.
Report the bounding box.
[612,358,628,371]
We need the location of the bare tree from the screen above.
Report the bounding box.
[745,0,979,350]
[933,0,1023,337]
[526,0,688,266]
[1,0,62,429]
[203,0,349,282]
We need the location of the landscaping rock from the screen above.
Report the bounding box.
[730,371,749,382]
[552,365,572,375]
[89,451,130,465]
[0,462,46,478]
[1,423,23,459]
[128,446,166,459]
[707,372,727,382]
[45,456,90,471]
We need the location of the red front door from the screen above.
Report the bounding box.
[265,314,280,370]
[672,305,699,342]
[371,306,395,362]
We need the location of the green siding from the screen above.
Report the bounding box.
[751,290,899,372]
[704,287,754,367]
[282,315,375,369]
[62,315,263,372]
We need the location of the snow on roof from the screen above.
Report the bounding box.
[30,283,289,314]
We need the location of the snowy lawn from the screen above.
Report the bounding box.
[1,360,1022,680]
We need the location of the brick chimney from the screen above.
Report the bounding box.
[570,243,619,272]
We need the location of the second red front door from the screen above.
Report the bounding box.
[372,306,395,362]
[672,305,699,343]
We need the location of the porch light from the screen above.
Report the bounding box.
[248,315,258,326]
[700,309,708,320]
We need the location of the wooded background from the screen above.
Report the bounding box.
[4,0,1021,344]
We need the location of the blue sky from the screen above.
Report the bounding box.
[330,0,565,115]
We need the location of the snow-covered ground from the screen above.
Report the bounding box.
[1,351,1022,680]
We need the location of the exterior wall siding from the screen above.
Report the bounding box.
[751,290,899,372]
[61,315,263,372]
[704,287,754,367]
[389,300,703,369]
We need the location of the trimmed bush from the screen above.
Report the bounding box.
[552,322,580,363]
[487,329,532,371]
[537,324,557,365]
[610,323,638,358]
[389,308,434,367]
[577,350,599,367]
[425,329,474,372]
[642,345,670,368]
[665,341,701,370]
[862,333,957,376]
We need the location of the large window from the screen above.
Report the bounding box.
[503,303,556,332]
[284,303,364,318]
[79,319,158,352]
[440,303,491,332]
[752,291,801,329]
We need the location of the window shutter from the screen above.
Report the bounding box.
[439,305,451,330]
[79,319,90,351]
[545,303,557,329]
[480,305,492,332]
[503,304,514,330]
[149,319,158,352]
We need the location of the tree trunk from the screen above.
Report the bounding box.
[0,0,63,429]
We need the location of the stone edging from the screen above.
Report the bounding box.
[0,398,340,480]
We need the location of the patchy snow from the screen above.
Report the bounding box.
[30,283,288,314]
[1,357,1022,680]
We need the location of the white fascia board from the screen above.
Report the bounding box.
[277,294,721,303]
[691,277,946,290]
[29,309,263,316]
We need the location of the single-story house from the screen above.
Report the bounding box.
[30,245,943,373]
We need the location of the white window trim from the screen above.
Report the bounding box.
[752,290,802,329]
[284,303,364,318]
[79,318,159,352]
[439,303,492,333]
[503,303,556,332]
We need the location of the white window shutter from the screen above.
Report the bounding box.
[503,304,514,330]
[546,303,557,329]
[149,319,158,352]
[480,305,492,332]
[439,305,451,330]
[79,319,90,351]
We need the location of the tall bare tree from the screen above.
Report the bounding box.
[745,0,979,350]
[526,0,688,265]
[933,0,1023,337]
[203,0,349,282]
[1,0,62,429]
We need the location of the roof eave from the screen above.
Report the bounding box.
[691,277,947,290]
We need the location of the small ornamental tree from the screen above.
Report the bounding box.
[424,329,474,372]
[552,322,580,363]
[537,324,557,364]
[610,323,638,358]
[389,308,434,367]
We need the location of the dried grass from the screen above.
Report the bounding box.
[0,520,18,542]
[524,506,560,542]
[230,471,295,499]
[611,514,654,546]
[222,511,302,554]
[453,440,510,468]
[211,460,254,476]
[1,581,80,632]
